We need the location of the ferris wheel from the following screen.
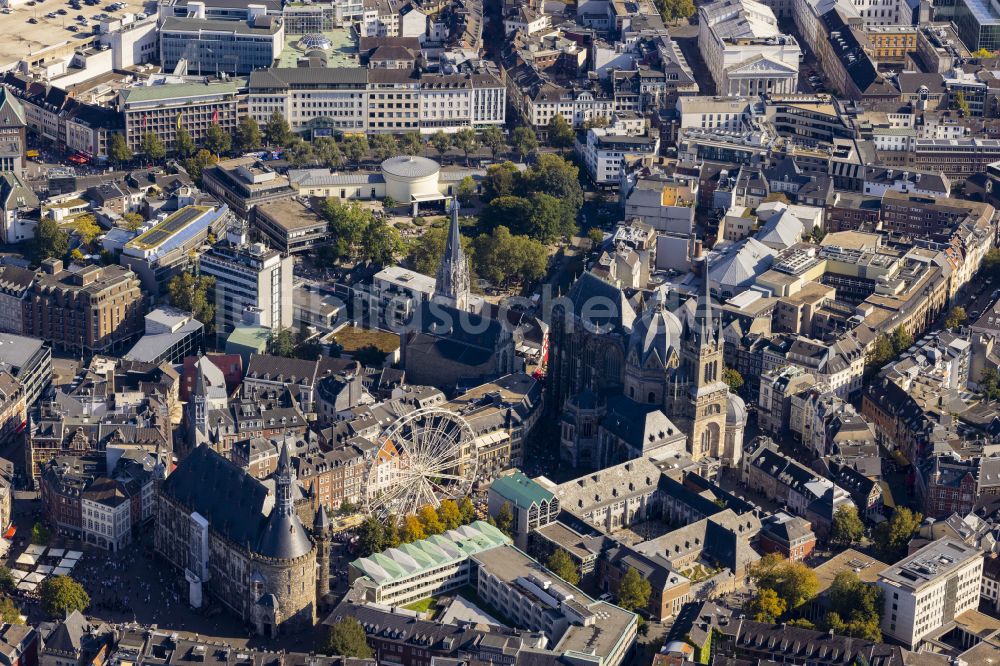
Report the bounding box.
[365,407,478,519]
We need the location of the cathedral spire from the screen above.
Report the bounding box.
[696,256,714,344]
[274,439,295,519]
[434,198,470,311]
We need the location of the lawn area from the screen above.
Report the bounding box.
[333,326,400,353]
[402,597,436,614]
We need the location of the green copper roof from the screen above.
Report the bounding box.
[490,470,553,510]
[350,520,510,586]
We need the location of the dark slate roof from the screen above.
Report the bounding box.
[160,445,269,550]
[245,354,318,386]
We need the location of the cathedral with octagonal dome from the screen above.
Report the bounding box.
[553,258,745,470]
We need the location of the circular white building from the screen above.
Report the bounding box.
[381,155,442,209]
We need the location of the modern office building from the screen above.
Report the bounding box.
[120,204,230,294]
[197,227,294,336]
[488,471,560,550]
[348,521,511,606]
[123,308,205,366]
[348,522,637,666]
[247,67,505,135]
[0,333,51,410]
[877,537,983,648]
[201,157,297,220]
[251,198,329,255]
[950,0,1000,52]
[119,79,244,154]
[159,13,285,76]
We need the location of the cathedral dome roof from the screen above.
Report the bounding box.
[727,393,747,426]
[629,288,682,367]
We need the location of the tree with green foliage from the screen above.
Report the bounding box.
[459,497,477,524]
[810,226,827,244]
[264,111,292,147]
[173,127,195,158]
[527,192,575,242]
[109,133,133,165]
[481,125,506,159]
[360,218,403,266]
[547,114,575,152]
[431,130,452,159]
[874,507,922,561]
[749,553,819,610]
[342,135,369,167]
[71,214,101,247]
[417,505,444,535]
[401,514,426,543]
[974,47,996,58]
[473,226,547,288]
[324,617,373,659]
[370,134,399,162]
[483,161,520,202]
[983,248,1000,280]
[825,570,883,641]
[32,219,69,264]
[122,212,144,232]
[182,149,219,184]
[654,0,695,21]
[868,334,895,369]
[314,137,343,169]
[140,132,166,161]
[617,567,652,612]
[495,502,514,536]
[400,131,424,156]
[788,618,815,630]
[270,328,297,358]
[480,195,533,234]
[747,587,786,622]
[547,549,580,585]
[723,367,744,393]
[945,306,968,330]
[955,90,971,116]
[108,133,134,166]
[319,198,374,262]
[167,271,217,333]
[39,576,89,618]
[437,500,461,531]
[384,516,401,549]
[205,123,232,156]
[235,115,263,153]
[831,505,865,546]
[285,138,316,167]
[0,597,22,624]
[588,228,605,248]
[0,567,13,594]
[453,128,480,165]
[512,126,539,161]
[408,226,461,276]
[891,325,914,354]
[358,516,385,556]
[31,522,49,546]
[457,175,477,206]
[980,367,1000,401]
[523,154,584,223]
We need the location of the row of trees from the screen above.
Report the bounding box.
[479,155,585,242]
[868,325,914,370]
[317,199,403,267]
[356,498,479,556]
[406,222,548,290]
